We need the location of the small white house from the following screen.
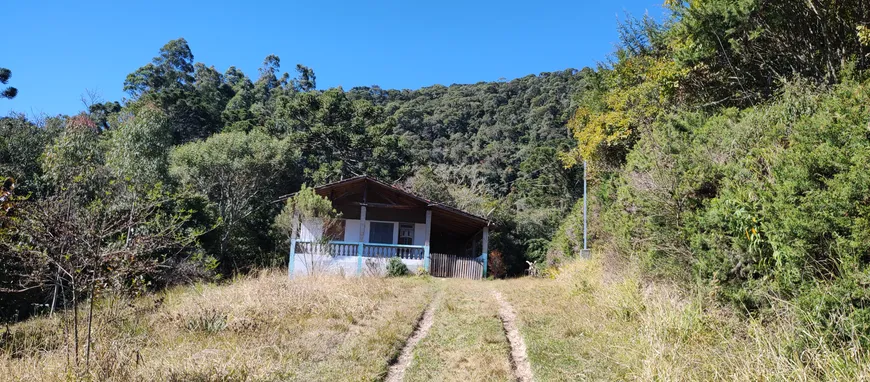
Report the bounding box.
[287,176,490,279]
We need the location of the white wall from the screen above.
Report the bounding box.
[289,252,424,277]
[344,219,361,242]
[413,223,426,246]
[292,218,429,277]
[321,219,427,245]
[299,218,324,241]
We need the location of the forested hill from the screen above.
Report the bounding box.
[0,42,589,319]
[349,69,587,198]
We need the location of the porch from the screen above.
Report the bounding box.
[285,176,491,279]
[288,240,488,279]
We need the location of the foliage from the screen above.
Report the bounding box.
[170,131,298,271]
[0,67,17,99]
[385,257,409,277]
[184,308,228,333]
[591,78,870,346]
[0,115,59,196]
[272,184,340,245]
[105,104,173,187]
[0,36,593,320]
[566,2,870,169]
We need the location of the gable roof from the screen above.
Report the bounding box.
[308,176,489,236]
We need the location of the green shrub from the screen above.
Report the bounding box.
[185,308,228,333]
[590,79,870,346]
[386,257,409,277]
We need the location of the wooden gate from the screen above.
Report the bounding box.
[430,253,484,280]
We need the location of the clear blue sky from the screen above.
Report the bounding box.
[3,0,666,117]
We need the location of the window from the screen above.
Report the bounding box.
[398,223,415,245]
[369,222,394,244]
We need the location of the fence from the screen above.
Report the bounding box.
[430,253,485,280]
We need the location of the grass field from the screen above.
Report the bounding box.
[402,280,512,382]
[2,259,870,381]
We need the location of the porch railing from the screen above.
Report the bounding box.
[293,241,425,260]
[288,240,487,279]
[289,240,429,277]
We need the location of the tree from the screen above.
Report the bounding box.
[6,113,202,373]
[169,131,299,270]
[293,64,316,92]
[123,38,195,98]
[105,105,173,187]
[0,68,17,99]
[124,38,225,143]
[273,185,341,275]
[11,183,200,373]
[0,115,59,196]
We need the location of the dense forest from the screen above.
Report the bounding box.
[0,40,587,319]
[5,0,870,360]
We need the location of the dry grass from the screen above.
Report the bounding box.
[403,280,513,382]
[0,270,436,381]
[494,256,870,381]
[5,259,870,381]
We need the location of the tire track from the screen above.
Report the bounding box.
[384,295,438,382]
[493,290,534,382]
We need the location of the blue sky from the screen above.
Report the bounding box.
[3,0,666,117]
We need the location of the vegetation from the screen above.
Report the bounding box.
[552,0,870,365]
[386,257,410,278]
[493,255,870,381]
[0,68,16,100]
[0,271,435,381]
[403,281,512,381]
[0,35,586,323]
[4,258,866,381]
[5,0,870,378]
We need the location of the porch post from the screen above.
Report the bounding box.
[424,209,432,272]
[481,226,489,278]
[288,238,296,278]
[358,203,366,276]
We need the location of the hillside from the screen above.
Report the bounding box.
[5,1,870,379]
[3,258,867,381]
[0,53,586,321]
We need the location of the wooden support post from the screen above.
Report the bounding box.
[288,238,296,278]
[481,226,489,278]
[424,209,432,272]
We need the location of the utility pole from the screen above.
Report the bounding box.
[582,160,590,258]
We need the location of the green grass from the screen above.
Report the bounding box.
[494,258,870,381]
[403,280,512,382]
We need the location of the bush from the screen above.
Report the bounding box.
[590,79,870,346]
[185,308,228,333]
[386,257,409,277]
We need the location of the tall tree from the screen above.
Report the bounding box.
[124,38,224,143]
[169,131,299,270]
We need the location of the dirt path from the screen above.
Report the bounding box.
[384,296,438,382]
[493,290,534,382]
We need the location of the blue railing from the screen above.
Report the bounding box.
[294,240,425,260]
[289,240,431,277]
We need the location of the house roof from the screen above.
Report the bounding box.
[310,175,489,236]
